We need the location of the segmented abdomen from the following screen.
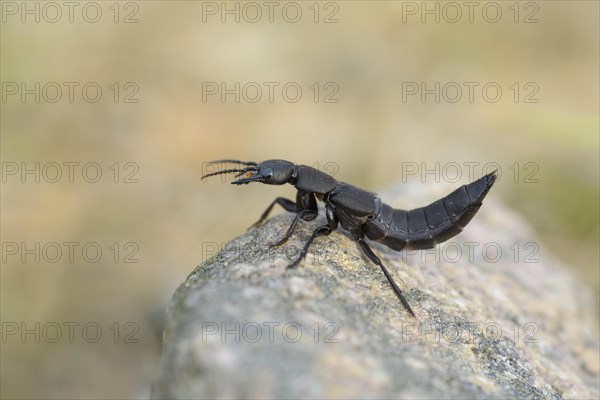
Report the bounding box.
[364,171,496,251]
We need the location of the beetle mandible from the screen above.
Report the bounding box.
[202,159,497,317]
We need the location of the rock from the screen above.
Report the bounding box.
[152,181,599,399]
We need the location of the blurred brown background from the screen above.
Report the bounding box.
[1,1,598,398]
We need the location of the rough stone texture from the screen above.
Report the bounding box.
[152,182,599,399]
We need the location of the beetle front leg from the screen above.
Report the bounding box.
[269,209,317,248]
[286,225,333,269]
[269,191,319,247]
[248,197,296,230]
[286,206,338,268]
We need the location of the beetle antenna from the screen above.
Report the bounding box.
[201,169,246,180]
[207,159,258,166]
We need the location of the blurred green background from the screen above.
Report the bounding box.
[1,1,598,398]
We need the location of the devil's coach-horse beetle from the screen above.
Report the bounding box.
[202,159,497,317]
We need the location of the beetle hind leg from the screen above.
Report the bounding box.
[357,239,416,318]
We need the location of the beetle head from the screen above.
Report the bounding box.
[201,159,296,185]
[233,159,295,185]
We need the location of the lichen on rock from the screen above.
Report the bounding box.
[152,182,599,399]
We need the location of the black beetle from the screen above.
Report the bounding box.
[202,159,496,317]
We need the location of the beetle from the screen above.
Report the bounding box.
[202,159,497,317]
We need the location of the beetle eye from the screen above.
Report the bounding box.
[262,167,273,179]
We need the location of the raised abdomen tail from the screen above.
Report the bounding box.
[365,171,497,250]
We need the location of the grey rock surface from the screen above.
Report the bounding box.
[152,182,599,399]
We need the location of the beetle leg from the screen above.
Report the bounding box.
[357,239,416,318]
[269,210,317,248]
[286,224,333,269]
[269,190,320,247]
[286,206,338,269]
[248,197,296,230]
